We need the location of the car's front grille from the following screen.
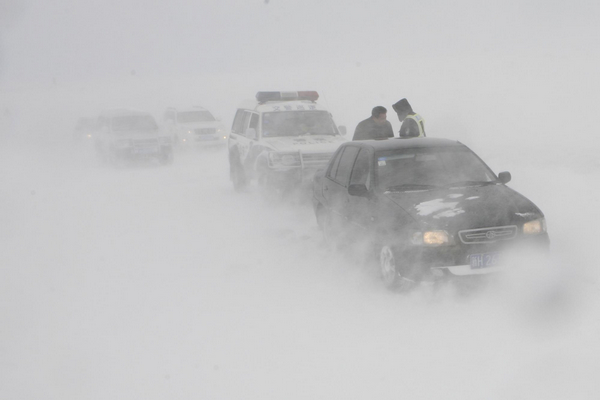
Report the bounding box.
[458,226,518,244]
[132,138,159,148]
[300,152,334,166]
[195,128,216,135]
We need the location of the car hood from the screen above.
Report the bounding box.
[263,135,346,153]
[384,183,543,231]
[179,121,224,129]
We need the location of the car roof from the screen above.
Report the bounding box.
[343,137,464,152]
[99,109,153,118]
[166,106,210,112]
[236,99,329,113]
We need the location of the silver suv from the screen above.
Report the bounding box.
[94,109,173,165]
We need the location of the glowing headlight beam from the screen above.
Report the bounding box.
[523,218,546,235]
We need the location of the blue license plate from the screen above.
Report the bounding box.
[469,252,500,269]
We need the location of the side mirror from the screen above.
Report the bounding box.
[246,128,257,140]
[348,183,369,197]
[338,125,347,136]
[498,171,511,184]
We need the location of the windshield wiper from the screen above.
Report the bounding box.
[444,180,497,188]
[385,184,441,192]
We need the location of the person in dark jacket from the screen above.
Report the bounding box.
[352,106,394,141]
[392,98,426,138]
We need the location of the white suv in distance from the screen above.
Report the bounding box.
[163,106,228,148]
[228,91,347,192]
[94,109,173,165]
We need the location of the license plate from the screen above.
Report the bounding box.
[469,252,500,269]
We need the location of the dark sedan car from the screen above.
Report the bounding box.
[312,138,549,289]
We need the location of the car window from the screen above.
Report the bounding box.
[177,111,215,123]
[262,111,337,137]
[111,115,158,132]
[350,148,371,189]
[326,148,344,180]
[241,112,252,136]
[333,146,360,187]
[376,146,497,191]
[249,113,259,131]
[231,109,245,134]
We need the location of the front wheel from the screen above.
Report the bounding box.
[158,147,174,165]
[379,245,415,291]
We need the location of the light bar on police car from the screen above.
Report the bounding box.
[256,91,319,103]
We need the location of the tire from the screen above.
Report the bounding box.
[158,148,174,165]
[379,245,415,290]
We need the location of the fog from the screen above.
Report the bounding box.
[2,1,600,399]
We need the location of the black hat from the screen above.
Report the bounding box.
[392,98,413,114]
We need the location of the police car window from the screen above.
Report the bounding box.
[232,110,245,134]
[241,112,252,135]
[262,111,336,137]
[350,148,371,188]
[249,113,259,130]
[334,146,360,187]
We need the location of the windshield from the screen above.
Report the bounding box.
[177,111,215,123]
[111,115,158,132]
[262,111,337,137]
[377,146,497,191]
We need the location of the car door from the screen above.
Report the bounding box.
[243,112,262,173]
[229,109,251,163]
[347,148,377,238]
[322,145,360,234]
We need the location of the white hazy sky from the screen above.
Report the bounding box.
[2,0,599,84]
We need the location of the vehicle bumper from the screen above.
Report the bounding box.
[266,165,326,186]
[175,132,228,147]
[407,233,550,277]
[116,145,172,159]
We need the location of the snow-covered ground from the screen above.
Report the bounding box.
[1,129,599,399]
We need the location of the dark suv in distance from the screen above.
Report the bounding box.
[312,138,549,289]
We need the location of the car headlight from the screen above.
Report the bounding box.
[412,230,449,245]
[269,152,301,167]
[523,218,547,235]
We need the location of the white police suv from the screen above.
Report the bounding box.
[228,91,347,192]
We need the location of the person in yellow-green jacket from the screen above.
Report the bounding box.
[392,98,426,138]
